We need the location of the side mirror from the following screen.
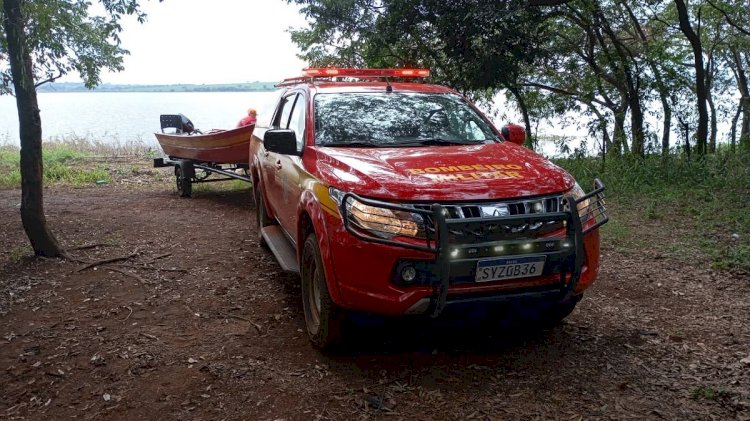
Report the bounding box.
[264,129,301,156]
[501,124,526,146]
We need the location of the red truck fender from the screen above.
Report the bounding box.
[297,187,343,304]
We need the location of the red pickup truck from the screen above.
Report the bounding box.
[249,68,607,349]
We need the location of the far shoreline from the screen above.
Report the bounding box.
[36,81,279,94]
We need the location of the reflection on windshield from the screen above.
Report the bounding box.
[314,92,498,147]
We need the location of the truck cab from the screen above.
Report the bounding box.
[249,68,607,349]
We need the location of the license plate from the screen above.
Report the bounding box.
[475,256,546,282]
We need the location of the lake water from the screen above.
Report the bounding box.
[0,91,279,149]
[0,91,579,156]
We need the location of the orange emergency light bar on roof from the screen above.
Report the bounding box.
[303,68,430,78]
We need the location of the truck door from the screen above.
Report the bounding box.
[263,93,296,222]
[275,93,307,242]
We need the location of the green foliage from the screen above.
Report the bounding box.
[288,0,552,93]
[287,0,750,156]
[0,144,110,187]
[1,0,159,93]
[691,386,731,401]
[557,154,750,269]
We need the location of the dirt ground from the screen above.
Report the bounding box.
[1,174,748,420]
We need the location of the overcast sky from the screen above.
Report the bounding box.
[78,0,309,85]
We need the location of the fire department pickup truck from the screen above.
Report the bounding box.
[249,68,607,349]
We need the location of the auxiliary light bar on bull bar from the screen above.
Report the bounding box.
[276,68,431,87]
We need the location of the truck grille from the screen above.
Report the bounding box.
[411,195,565,240]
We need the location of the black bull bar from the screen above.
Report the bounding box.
[340,179,608,317]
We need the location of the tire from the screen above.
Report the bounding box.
[253,181,274,248]
[531,295,581,328]
[175,161,193,198]
[301,233,343,349]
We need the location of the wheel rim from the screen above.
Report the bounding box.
[195,169,210,181]
[304,254,322,333]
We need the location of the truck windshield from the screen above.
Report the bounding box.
[314,92,499,147]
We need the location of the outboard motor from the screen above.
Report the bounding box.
[160,114,197,134]
[178,114,195,134]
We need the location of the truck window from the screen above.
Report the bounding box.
[256,89,284,128]
[274,93,297,129]
[313,92,499,146]
[288,94,306,151]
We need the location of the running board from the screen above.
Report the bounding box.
[261,226,299,274]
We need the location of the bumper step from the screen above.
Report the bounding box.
[261,226,299,274]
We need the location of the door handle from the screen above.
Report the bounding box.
[275,160,282,170]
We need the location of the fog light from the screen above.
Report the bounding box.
[494,245,505,253]
[401,265,417,283]
[562,241,572,248]
[450,248,459,258]
[522,243,533,251]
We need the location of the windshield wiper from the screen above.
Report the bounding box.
[323,141,381,148]
[395,137,486,146]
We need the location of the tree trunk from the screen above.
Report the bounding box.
[706,54,717,153]
[675,0,709,156]
[508,86,534,150]
[732,98,742,152]
[610,104,628,158]
[739,51,750,150]
[629,94,646,157]
[587,103,611,158]
[653,69,672,156]
[707,90,718,153]
[678,116,692,160]
[3,0,65,257]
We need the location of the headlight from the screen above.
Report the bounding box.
[567,182,591,222]
[330,187,425,239]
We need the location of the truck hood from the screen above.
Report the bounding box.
[308,142,575,202]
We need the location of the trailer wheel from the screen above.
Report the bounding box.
[301,233,343,349]
[175,160,194,198]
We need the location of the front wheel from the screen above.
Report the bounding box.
[531,295,581,328]
[301,233,343,349]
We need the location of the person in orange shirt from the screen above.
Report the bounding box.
[237,108,257,127]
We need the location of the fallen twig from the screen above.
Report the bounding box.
[21,321,60,337]
[113,262,187,273]
[121,306,133,322]
[71,243,115,251]
[149,253,172,263]
[139,332,158,340]
[219,313,263,333]
[76,252,139,272]
[108,267,147,284]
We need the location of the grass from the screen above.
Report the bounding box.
[556,152,750,270]
[0,136,156,188]
[691,386,731,401]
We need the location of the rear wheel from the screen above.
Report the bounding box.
[301,233,343,349]
[254,181,274,248]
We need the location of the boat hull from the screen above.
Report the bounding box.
[154,125,254,164]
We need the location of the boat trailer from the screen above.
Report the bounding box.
[153,157,252,198]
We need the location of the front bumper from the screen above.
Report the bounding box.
[327,180,608,316]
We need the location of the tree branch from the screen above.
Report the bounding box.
[705,0,750,36]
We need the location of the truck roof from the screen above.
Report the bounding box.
[294,82,458,95]
[276,68,457,95]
